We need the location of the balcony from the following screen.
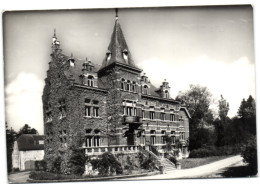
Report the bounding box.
[83,145,141,156]
[123,116,142,124]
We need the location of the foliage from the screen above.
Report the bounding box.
[29,171,82,180]
[35,160,47,171]
[16,124,38,139]
[218,95,229,122]
[189,145,242,158]
[176,85,214,150]
[241,136,258,175]
[69,148,88,176]
[52,156,62,174]
[140,154,158,171]
[124,156,135,174]
[168,156,177,165]
[5,122,17,173]
[90,152,122,176]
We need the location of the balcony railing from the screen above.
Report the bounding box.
[123,116,141,124]
[83,145,141,156]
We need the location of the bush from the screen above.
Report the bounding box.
[141,154,158,171]
[35,160,47,171]
[52,156,62,174]
[189,145,243,158]
[29,171,82,180]
[90,152,123,176]
[69,149,88,176]
[169,157,177,165]
[241,136,257,175]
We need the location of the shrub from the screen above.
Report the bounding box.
[29,171,81,180]
[141,154,158,171]
[241,136,257,175]
[168,157,177,165]
[69,149,88,176]
[90,152,123,176]
[52,156,62,174]
[35,160,47,171]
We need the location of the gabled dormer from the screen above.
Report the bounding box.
[140,73,150,95]
[81,58,98,87]
[157,79,171,99]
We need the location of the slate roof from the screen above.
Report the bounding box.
[101,18,136,68]
[16,134,44,151]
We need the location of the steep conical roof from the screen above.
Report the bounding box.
[101,14,136,68]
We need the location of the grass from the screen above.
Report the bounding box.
[179,155,234,169]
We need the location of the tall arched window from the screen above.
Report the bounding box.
[143,85,149,95]
[87,75,94,87]
[126,80,131,91]
[132,81,136,92]
[121,78,125,90]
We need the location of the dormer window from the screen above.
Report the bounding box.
[165,90,169,98]
[123,49,128,62]
[87,75,94,87]
[69,59,75,67]
[106,50,112,62]
[143,85,149,95]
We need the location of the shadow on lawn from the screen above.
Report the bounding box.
[219,165,257,178]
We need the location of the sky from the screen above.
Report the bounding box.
[3,5,255,134]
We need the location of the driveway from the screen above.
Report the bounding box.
[119,155,244,180]
[8,171,30,183]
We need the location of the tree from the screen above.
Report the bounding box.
[237,95,256,135]
[176,85,215,150]
[241,135,257,175]
[218,95,229,122]
[16,124,38,139]
[6,122,17,173]
[215,95,229,147]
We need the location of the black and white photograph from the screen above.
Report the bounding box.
[2,3,258,183]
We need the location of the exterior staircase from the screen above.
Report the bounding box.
[159,158,176,173]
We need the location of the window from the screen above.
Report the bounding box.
[93,100,99,105]
[39,140,44,145]
[86,136,92,147]
[142,110,145,118]
[172,136,176,143]
[85,98,91,103]
[58,99,66,119]
[143,85,149,95]
[132,82,136,92]
[121,78,125,90]
[46,103,52,123]
[85,106,91,117]
[170,114,175,121]
[93,107,99,117]
[160,113,166,120]
[126,107,133,116]
[126,80,130,91]
[86,129,92,134]
[165,90,169,98]
[149,111,155,120]
[87,75,94,87]
[94,136,100,147]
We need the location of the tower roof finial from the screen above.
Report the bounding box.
[53,28,56,37]
[115,8,118,20]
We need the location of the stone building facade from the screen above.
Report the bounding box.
[12,134,44,171]
[42,12,190,173]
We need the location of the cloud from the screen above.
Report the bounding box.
[5,73,44,134]
[138,56,255,118]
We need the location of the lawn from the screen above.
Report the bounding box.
[179,155,234,169]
